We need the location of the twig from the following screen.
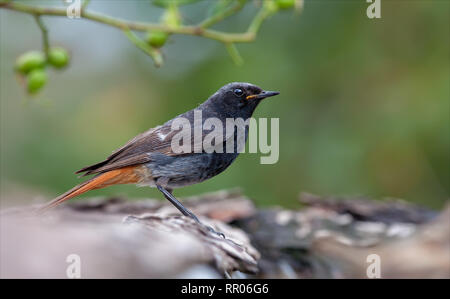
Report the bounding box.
[1,1,256,43]
[123,29,163,67]
[225,43,243,66]
[0,0,285,66]
[248,1,276,34]
[81,0,91,11]
[33,15,49,59]
[199,0,245,29]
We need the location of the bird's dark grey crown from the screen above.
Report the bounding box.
[219,82,263,95]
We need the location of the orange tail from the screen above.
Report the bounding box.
[37,166,143,214]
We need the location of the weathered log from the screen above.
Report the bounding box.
[0,190,259,278]
[232,193,449,278]
[1,190,449,278]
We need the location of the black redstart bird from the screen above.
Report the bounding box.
[38,82,279,235]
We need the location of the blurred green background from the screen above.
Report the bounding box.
[1,0,449,209]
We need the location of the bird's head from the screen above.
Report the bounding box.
[206,82,280,118]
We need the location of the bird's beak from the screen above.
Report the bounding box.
[246,90,280,100]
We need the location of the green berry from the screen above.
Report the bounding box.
[27,69,47,94]
[276,0,295,10]
[146,31,169,48]
[15,51,46,74]
[48,47,69,69]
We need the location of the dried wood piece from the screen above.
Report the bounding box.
[299,192,437,224]
[1,190,448,279]
[0,190,259,278]
[233,194,449,278]
[312,204,450,278]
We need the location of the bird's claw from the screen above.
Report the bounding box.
[206,225,226,239]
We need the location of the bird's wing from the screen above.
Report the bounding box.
[76,125,169,176]
[75,121,204,175]
[76,114,237,176]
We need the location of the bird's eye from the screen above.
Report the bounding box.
[234,88,244,97]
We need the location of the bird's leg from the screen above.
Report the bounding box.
[156,184,200,222]
[155,180,225,238]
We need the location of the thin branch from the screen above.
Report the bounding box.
[0,0,285,66]
[0,1,255,43]
[248,1,275,34]
[199,0,245,29]
[123,29,163,67]
[33,15,50,59]
[81,0,91,11]
[225,43,243,66]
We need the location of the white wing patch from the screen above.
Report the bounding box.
[157,131,167,141]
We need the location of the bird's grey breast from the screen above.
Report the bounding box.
[145,151,239,188]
